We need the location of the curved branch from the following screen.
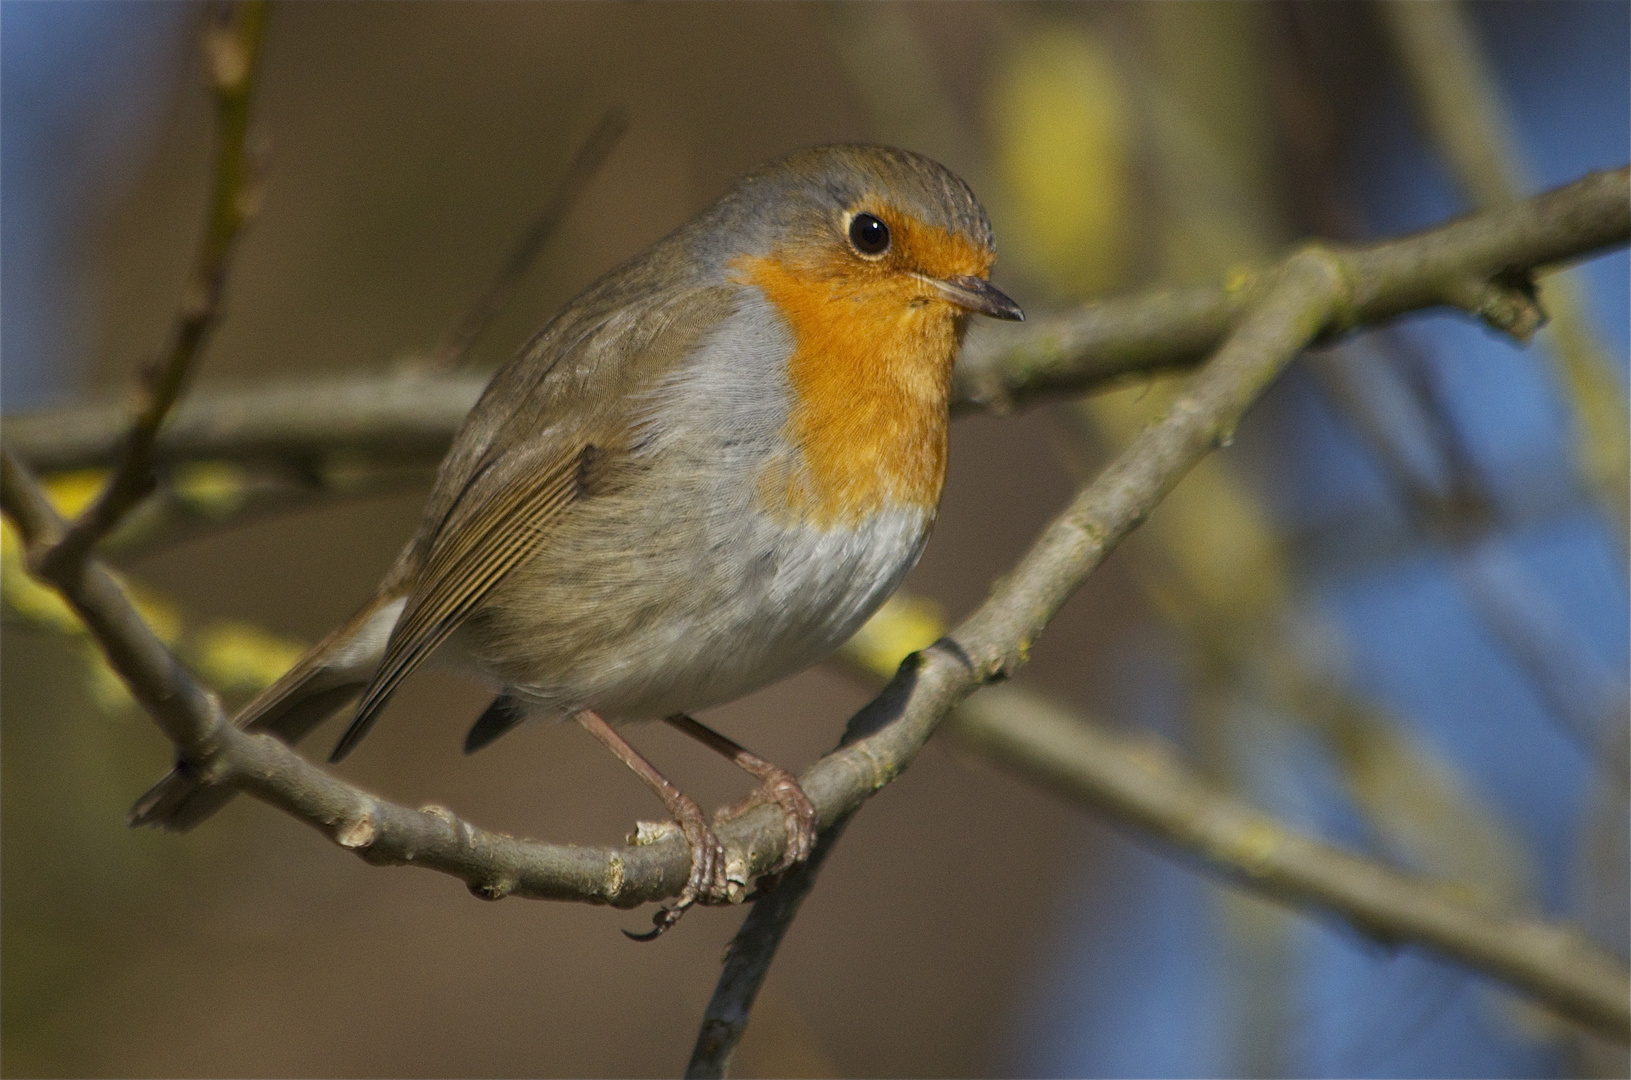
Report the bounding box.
[4,245,1349,902]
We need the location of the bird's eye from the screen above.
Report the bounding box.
[848,212,891,257]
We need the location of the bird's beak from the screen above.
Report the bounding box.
[921,274,1025,321]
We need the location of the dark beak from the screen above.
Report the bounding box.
[925,274,1025,321]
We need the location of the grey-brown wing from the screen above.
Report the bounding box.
[329,283,736,762]
[330,443,593,761]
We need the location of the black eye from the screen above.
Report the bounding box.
[848,212,890,256]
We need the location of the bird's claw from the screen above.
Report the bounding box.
[623,794,728,942]
[715,767,818,876]
[623,772,817,940]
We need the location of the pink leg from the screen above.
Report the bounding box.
[663,713,818,874]
[574,709,726,939]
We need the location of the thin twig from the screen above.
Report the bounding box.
[1271,21,1628,786]
[427,110,628,370]
[2,171,1629,1043]
[1312,339,1628,776]
[1379,0,1523,209]
[35,3,267,580]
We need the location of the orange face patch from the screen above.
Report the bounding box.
[733,205,993,527]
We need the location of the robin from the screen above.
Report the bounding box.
[131,144,1023,936]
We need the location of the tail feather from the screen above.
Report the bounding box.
[464,693,531,754]
[128,592,406,831]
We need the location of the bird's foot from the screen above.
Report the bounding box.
[624,793,728,942]
[715,766,818,876]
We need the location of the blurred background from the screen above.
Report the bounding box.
[2,2,1626,1076]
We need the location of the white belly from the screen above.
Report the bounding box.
[496,504,932,721]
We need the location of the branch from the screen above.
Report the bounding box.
[5,371,484,475]
[8,167,1625,475]
[3,173,1628,1047]
[1,450,226,759]
[34,3,267,579]
[957,164,1626,411]
[942,683,1631,1042]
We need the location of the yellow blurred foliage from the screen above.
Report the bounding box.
[191,620,304,693]
[173,461,251,519]
[837,592,946,681]
[41,468,111,518]
[989,24,1131,297]
[2,520,81,634]
[3,469,301,710]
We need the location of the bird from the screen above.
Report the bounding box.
[130,144,1023,937]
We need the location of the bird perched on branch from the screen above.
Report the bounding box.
[131,144,1022,937]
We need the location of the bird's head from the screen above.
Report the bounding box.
[710,144,1023,330]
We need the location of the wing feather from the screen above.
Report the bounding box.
[327,284,735,762]
[330,445,591,761]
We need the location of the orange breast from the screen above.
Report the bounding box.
[733,218,990,529]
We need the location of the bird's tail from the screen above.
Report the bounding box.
[128,590,407,832]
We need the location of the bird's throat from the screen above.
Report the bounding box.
[734,252,956,528]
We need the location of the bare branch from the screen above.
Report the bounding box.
[943,683,1631,1042]
[1,449,226,759]
[682,171,1630,1061]
[5,372,485,475]
[35,3,267,579]
[685,817,853,1080]
[5,243,1343,900]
